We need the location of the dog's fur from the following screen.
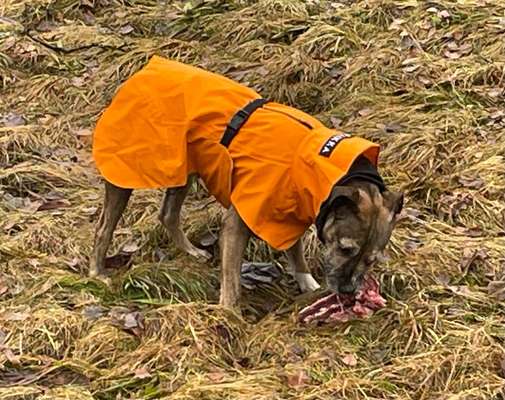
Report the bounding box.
[90,171,403,310]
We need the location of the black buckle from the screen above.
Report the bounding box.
[220,98,268,147]
[227,109,250,132]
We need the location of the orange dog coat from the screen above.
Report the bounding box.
[93,56,380,250]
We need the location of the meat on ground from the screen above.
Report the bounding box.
[298,275,386,324]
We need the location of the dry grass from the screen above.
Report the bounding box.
[1,0,505,398]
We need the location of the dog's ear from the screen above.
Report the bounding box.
[327,187,363,216]
[383,191,404,218]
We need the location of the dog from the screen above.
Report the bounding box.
[90,56,403,310]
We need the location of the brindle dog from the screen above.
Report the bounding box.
[90,170,403,311]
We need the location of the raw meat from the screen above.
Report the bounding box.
[298,275,386,324]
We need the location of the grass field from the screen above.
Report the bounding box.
[1,0,505,398]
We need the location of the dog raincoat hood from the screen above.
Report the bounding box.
[93,56,380,250]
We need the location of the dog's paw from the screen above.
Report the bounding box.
[296,272,321,292]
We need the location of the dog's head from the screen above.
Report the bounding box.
[318,182,403,294]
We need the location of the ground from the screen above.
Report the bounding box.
[1,0,505,399]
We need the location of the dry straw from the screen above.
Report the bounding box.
[1,0,505,398]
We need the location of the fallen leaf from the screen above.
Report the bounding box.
[28,259,41,268]
[82,305,107,320]
[446,41,459,51]
[124,311,144,329]
[458,176,484,189]
[285,369,310,388]
[330,116,343,128]
[328,65,345,79]
[341,353,358,366]
[109,308,144,336]
[388,18,405,30]
[2,311,29,321]
[488,89,503,98]
[71,77,86,87]
[134,367,152,379]
[444,50,461,59]
[358,108,372,117]
[207,372,225,382]
[36,198,71,211]
[459,248,487,271]
[438,10,451,19]
[119,24,134,34]
[3,348,20,365]
[122,242,139,253]
[0,285,8,296]
[36,20,54,32]
[104,252,132,269]
[1,113,25,127]
[76,128,93,146]
[199,232,218,247]
[490,110,505,120]
[403,64,420,73]
[487,281,505,301]
[82,206,98,215]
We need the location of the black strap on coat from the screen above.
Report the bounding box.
[220,98,268,147]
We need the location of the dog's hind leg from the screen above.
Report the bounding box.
[159,184,212,261]
[90,181,132,278]
[219,206,250,310]
[285,239,320,292]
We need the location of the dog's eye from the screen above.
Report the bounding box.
[338,238,359,257]
[339,246,358,257]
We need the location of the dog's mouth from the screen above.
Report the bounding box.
[298,274,386,324]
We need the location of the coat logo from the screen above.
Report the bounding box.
[319,133,351,157]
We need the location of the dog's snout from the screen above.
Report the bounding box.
[338,282,357,294]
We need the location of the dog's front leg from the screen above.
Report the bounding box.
[159,183,211,261]
[219,206,250,310]
[286,238,321,292]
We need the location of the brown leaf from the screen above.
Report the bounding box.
[71,77,86,87]
[3,348,20,365]
[199,232,218,247]
[119,24,134,34]
[403,64,419,73]
[124,312,143,329]
[341,353,358,366]
[207,372,226,382]
[490,110,505,120]
[330,116,343,128]
[82,305,107,320]
[458,176,484,189]
[134,367,152,379]
[0,285,8,296]
[286,369,310,388]
[122,242,139,253]
[76,128,93,146]
[488,89,503,98]
[2,311,29,321]
[438,10,451,19]
[1,113,25,127]
[444,50,461,59]
[487,281,505,301]
[36,198,71,211]
[104,252,132,269]
[82,206,98,216]
[358,108,372,117]
[459,248,487,271]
